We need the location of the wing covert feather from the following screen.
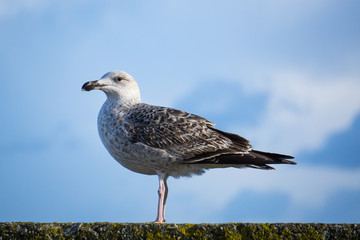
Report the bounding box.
[124,104,252,162]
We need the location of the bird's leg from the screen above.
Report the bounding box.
[162,179,168,221]
[154,173,168,223]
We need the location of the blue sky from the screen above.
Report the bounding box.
[0,0,359,223]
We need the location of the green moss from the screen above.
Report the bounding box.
[146,231,173,240]
[223,225,242,240]
[0,222,359,239]
[280,226,291,239]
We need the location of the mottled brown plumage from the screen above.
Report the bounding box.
[82,70,296,223]
[125,103,295,169]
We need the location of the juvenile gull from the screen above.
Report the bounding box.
[82,70,296,223]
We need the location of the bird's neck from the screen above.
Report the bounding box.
[105,96,140,109]
[104,89,141,109]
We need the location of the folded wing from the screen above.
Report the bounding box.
[125,104,295,169]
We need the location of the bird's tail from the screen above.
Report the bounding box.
[210,150,296,170]
[251,150,296,165]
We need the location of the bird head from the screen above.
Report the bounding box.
[82,71,141,105]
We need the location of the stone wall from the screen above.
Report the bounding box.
[0,222,359,239]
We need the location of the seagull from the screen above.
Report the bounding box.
[82,70,296,223]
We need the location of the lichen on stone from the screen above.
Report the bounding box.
[0,222,359,240]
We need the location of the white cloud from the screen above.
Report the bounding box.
[169,165,360,219]
[235,71,360,154]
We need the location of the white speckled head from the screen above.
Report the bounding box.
[82,70,141,105]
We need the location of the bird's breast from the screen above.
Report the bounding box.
[97,103,156,175]
[98,105,127,148]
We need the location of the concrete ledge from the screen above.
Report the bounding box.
[0,222,359,239]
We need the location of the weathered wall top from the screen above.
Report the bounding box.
[0,222,359,239]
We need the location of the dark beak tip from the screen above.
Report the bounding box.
[81,81,93,91]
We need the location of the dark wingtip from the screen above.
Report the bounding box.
[251,150,297,165]
[282,159,297,165]
[280,155,296,165]
[262,164,276,170]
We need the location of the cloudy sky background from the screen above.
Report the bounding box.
[1,0,359,223]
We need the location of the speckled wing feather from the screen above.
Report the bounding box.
[124,104,252,163]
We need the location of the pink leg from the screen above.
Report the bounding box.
[154,173,168,223]
[162,180,168,221]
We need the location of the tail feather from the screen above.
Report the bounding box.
[251,150,296,165]
[204,127,296,169]
[196,150,296,170]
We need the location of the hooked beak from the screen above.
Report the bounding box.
[82,80,103,91]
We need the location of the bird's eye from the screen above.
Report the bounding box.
[115,77,122,82]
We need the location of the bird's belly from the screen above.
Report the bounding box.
[100,133,207,177]
[111,150,158,176]
[98,127,157,175]
[97,118,208,177]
